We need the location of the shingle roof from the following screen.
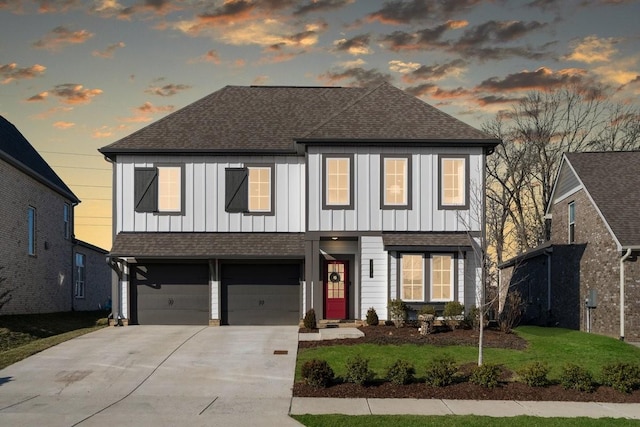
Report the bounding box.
[110,232,305,258]
[565,151,640,248]
[0,116,78,202]
[100,82,498,155]
[382,232,474,249]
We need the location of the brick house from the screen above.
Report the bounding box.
[100,83,499,326]
[0,116,111,315]
[499,151,640,341]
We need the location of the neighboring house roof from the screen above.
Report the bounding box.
[383,232,474,250]
[561,151,640,249]
[100,82,499,156]
[110,232,305,258]
[0,115,79,203]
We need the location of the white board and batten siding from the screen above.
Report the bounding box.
[115,155,305,233]
[307,146,484,233]
[360,236,388,320]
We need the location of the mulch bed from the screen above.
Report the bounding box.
[295,325,640,402]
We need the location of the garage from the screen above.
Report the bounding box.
[221,263,301,325]
[130,263,209,325]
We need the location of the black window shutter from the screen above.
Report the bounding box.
[134,168,158,213]
[225,168,248,213]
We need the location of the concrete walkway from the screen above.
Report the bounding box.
[290,397,640,419]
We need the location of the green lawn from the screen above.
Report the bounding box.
[296,326,640,381]
[0,311,108,370]
[292,415,640,427]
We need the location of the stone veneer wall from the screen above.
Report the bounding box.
[550,188,640,340]
[0,159,74,314]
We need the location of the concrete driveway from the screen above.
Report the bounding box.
[0,325,302,427]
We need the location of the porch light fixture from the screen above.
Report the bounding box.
[331,236,338,240]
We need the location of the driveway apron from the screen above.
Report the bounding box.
[0,325,302,427]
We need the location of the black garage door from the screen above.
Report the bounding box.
[130,263,209,325]
[222,263,300,325]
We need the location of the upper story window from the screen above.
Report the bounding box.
[225,165,274,215]
[382,156,411,208]
[568,201,575,243]
[134,165,183,214]
[28,206,36,256]
[63,203,70,240]
[439,155,469,209]
[323,154,354,209]
[75,252,85,298]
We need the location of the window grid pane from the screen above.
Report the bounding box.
[431,255,452,301]
[248,167,271,212]
[401,254,423,301]
[327,263,345,299]
[158,167,181,212]
[385,158,407,205]
[442,159,465,206]
[326,158,350,206]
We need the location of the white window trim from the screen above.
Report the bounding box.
[323,155,354,209]
[400,254,424,302]
[430,254,454,302]
[439,156,468,209]
[382,156,410,208]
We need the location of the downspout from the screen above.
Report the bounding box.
[620,248,632,341]
[70,200,79,312]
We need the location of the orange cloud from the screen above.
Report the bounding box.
[92,41,125,58]
[53,121,75,129]
[188,49,221,64]
[33,25,94,51]
[1,63,46,84]
[565,35,620,63]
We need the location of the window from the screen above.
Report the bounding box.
[225,165,274,214]
[157,166,181,212]
[439,156,468,209]
[63,203,70,240]
[134,165,183,214]
[431,254,453,301]
[27,206,36,256]
[323,155,353,209]
[401,254,423,301]
[382,156,411,208]
[568,201,575,243]
[75,253,85,298]
[248,166,273,214]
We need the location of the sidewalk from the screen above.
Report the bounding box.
[290,397,640,419]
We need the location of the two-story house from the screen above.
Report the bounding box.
[499,151,640,341]
[100,83,499,326]
[0,115,111,315]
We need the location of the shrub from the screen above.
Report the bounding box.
[366,307,379,326]
[517,361,550,387]
[424,356,458,387]
[463,305,481,330]
[470,363,501,388]
[560,364,594,392]
[419,305,436,316]
[499,290,525,333]
[601,362,640,394]
[303,308,317,329]
[344,355,375,386]
[443,301,464,317]
[388,299,408,328]
[301,359,334,388]
[386,359,416,385]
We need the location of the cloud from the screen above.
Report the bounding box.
[92,126,113,138]
[565,35,621,63]
[53,121,75,129]
[388,60,420,74]
[592,56,640,85]
[119,101,175,123]
[402,59,467,83]
[30,106,74,119]
[338,58,367,68]
[33,26,94,51]
[35,0,80,13]
[188,49,221,64]
[319,67,392,87]
[144,83,191,96]
[90,0,181,19]
[379,21,467,51]
[252,75,269,85]
[92,41,126,58]
[476,67,589,92]
[28,84,103,104]
[0,63,46,84]
[366,0,482,24]
[455,20,547,47]
[293,0,353,15]
[333,34,372,55]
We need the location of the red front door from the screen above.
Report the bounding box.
[325,260,348,319]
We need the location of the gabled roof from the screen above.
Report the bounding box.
[0,116,78,203]
[555,151,640,249]
[100,82,498,156]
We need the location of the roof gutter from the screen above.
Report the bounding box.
[619,248,633,341]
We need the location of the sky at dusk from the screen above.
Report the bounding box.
[1,0,639,250]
